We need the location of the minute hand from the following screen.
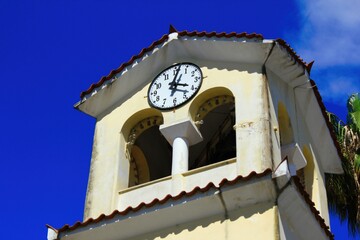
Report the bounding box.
[169,65,181,89]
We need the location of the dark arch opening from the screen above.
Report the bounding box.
[134,125,172,180]
[189,100,236,169]
[128,118,172,187]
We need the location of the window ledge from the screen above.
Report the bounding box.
[119,175,172,194]
[117,158,237,210]
[183,158,236,176]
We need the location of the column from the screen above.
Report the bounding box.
[172,137,189,175]
[159,118,203,175]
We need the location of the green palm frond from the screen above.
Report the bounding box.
[354,153,360,174]
[348,93,360,132]
[327,155,359,233]
[328,112,346,141]
[326,93,360,235]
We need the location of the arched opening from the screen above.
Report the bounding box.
[128,145,150,186]
[302,145,315,197]
[278,102,294,146]
[277,101,307,176]
[189,94,236,169]
[124,111,172,187]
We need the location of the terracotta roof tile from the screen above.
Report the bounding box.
[80,34,169,98]
[77,29,342,163]
[79,28,321,101]
[69,28,340,239]
[177,30,263,39]
[293,176,334,239]
[78,29,342,168]
[275,38,310,73]
[55,168,272,234]
[51,170,335,239]
[79,28,320,100]
[79,29,265,99]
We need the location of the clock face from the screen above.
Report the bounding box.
[148,62,202,110]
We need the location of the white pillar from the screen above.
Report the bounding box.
[172,137,189,175]
[159,118,203,175]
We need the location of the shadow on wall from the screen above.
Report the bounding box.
[133,202,274,240]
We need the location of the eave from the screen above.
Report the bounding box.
[48,168,333,240]
[74,31,268,118]
[264,41,343,174]
[278,178,334,240]
[73,28,343,173]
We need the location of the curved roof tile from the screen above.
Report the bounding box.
[293,176,334,239]
[79,29,270,99]
[77,29,341,164]
[55,169,272,233]
[50,168,334,239]
[80,34,169,98]
[64,28,338,239]
[275,38,309,72]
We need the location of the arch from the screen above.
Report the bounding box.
[189,88,236,169]
[123,109,171,187]
[302,145,315,198]
[189,87,234,122]
[126,115,164,146]
[122,108,163,141]
[128,145,150,187]
[195,95,235,122]
[278,102,294,146]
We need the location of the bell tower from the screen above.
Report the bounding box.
[48,28,343,240]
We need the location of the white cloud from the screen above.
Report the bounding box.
[289,0,360,104]
[295,0,360,67]
[318,72,360,103]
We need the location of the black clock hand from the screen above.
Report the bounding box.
[174,83,188,87]
[170,75,186,96]
[174,74,183,87]
[173,74,188,87]
[170,74,183,97]
[170,88,188,97]
[169,65,181,89]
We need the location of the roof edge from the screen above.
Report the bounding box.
[274,39,309,73]
[292,176,334,239]
[79,33,169,99]
[56,168,272,234]
[309,79,344,172]
[78,29,270,100]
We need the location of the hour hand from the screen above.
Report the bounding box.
[175,83,188,87]
[170,86,188,96]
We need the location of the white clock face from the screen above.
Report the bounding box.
[148,63,202,110]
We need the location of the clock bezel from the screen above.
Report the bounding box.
[147,62,203,111]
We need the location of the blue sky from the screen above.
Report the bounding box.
[0,0,359,239]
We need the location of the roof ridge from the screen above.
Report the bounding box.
[79,30,265,99]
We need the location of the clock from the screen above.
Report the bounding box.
[148,62,203,110]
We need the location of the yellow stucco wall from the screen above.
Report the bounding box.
[83,62,275,220]
[83,60,330,228]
